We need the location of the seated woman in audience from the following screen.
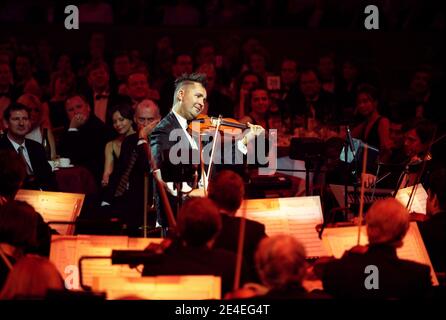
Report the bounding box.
[17,94,56,159]
[0,255,64,300]
[239,86,271,131]
[231,71,263,119]
[101,104,135,187]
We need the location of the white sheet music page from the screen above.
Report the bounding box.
[395,184,428,214]
[235,196,329,257]
[15,189,84,235]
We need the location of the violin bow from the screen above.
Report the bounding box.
[142,140,176,229]
[233,191,247,291]
[357,143,368,245]
[205,115,223,190]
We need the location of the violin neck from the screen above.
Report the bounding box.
[219,119,247,130]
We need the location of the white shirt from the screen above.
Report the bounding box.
[172,110,198,150]
[7,135,33,171]
[172,110,247,155]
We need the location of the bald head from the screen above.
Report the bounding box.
[366,199,409,247]
[134,99,160,132]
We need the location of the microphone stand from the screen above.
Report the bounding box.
[345,126,358,219]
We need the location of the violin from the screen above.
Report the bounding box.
[188,114,249,135]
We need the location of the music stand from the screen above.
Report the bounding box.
[289,137,325,196]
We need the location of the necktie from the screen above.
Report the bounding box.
[114,149,138,197]
[18,146,33,175]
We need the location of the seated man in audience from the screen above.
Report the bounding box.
[126,71,159,107]
[85,61,131,130]
[0,104,55,191]
[321,198,432,299]
[419,168,446,275]
[208,170,266,279]
[142,198,251,296]
[59,94,113,187]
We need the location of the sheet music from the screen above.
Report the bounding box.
[395,184,428,214]
[50,235,163,289]
[15,189,84,235]
[322,222,438,285]
[92,276,221,300]
[236,196,329,257]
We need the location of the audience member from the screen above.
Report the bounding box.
[59,94,112,187]
[18,93,56,159]
[196,63,233,118]
[0,103,55,190]
[101,104,136,187]
[159,52,194,117]
[103,99,160,235]
[286,67,338,128]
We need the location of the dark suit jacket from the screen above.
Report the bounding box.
[59,115,113,187]
[419,211,446,273]
[285,88,339,125]
[0,134,55,191]
[150,112,199,227]
[214,214,266,279]
[142,242,251,296]
[322,244,432,299]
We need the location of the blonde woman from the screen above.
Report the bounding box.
[18,93,57,159]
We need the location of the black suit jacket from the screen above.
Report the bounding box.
[59,115,113,187]
[286,89,339,125]
[322,244,432,299]
[419,211,446,273]
[142,243,251,296]
[0,134,55,191]
[150,112,200,226]
[214,214,266,279]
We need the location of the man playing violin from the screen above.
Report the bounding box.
[150,73,265,232]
